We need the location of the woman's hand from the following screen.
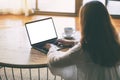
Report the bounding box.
[57,39,75,47]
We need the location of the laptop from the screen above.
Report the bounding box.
[25,17,63,54]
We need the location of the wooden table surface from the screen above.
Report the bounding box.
[0,27,48,67]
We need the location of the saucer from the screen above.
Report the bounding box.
[62,33,74,40]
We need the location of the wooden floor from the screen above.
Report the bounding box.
[0,14,120,32]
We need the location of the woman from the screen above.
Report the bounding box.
[44,1,120,80]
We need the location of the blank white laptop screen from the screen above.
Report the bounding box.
[25,18,57,45]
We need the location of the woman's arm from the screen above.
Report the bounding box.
[47,43,81,67]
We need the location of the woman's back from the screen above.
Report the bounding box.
[75,49,120,80]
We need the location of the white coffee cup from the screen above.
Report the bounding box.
[64,27,74,37]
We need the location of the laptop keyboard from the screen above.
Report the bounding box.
[32,40,70,54]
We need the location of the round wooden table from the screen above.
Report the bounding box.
[0,16,77,80]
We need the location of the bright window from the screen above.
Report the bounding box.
[38,0,75,13]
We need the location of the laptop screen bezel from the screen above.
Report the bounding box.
[25,17,58,46]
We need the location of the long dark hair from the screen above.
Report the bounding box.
[80,1,120,67]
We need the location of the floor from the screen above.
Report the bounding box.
[0,14,120,30]
[0,14,79,39]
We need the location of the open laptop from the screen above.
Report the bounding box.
[25,17,63,54]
